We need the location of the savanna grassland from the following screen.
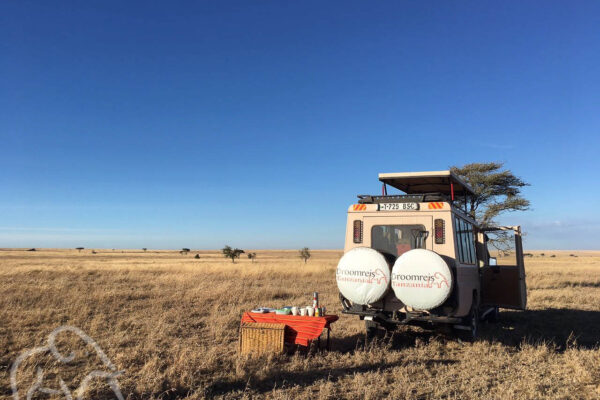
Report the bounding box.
[1,249,599,399]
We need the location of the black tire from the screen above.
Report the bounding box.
[458,299,479,341]
[488,306,500,322]
[480,306,499,323]
[339,292,352,311]
[365,320,380,341]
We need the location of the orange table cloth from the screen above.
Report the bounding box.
[241,312,339,347]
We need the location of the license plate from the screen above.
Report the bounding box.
[378,202,419,211]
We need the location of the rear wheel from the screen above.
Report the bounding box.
[458,299,479,341]
[365,320,379,341]
[365,320,396,340]
[489,306,500,322]
[482,306,500,322]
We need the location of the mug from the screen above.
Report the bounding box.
[321,306,326,315]
[299,308,307,316]
[307,306,314,317]
[291,307,299,316]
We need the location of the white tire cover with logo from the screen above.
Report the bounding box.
[391,249,452,310]
[336,247,391,305]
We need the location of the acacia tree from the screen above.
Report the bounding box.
[299,247,311,264]
[222,245,245,263]
[450,162,530,226]
[76,247,84,253]
[450,162,530,250]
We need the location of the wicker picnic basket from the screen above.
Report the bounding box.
[239,322,286,355]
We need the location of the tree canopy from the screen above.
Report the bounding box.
[450,162,530,227]
[299,247,311,264]
[222,245,245,263]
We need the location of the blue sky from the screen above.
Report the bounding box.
[1,1,599,250]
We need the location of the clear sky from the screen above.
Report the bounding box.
[2,1,599,250]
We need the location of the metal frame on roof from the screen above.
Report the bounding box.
[378,170,475,197]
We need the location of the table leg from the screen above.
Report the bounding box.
[327,328,330,351]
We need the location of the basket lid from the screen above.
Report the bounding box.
[241,322,286,330]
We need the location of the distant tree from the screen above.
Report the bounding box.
[194,253,200,259]
[299,247,311,264]
[247,252,257,263]
[76,247,84,252]
[142,248,147,252]
[222,245,244,263]
[181,248,190,255]
[92,250,97,254]
[27,248,36,252]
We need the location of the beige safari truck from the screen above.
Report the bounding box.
[336,170,527,339]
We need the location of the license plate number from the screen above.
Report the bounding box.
[378,202,419,211]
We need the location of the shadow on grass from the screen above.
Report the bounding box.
[205,356,456,396]
[480,308,600,349]
[331,308,600,353]
[311,329,440,354]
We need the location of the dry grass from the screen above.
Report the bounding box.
[1,249,599,399]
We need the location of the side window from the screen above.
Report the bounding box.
[486,230,518,265]
[454,216,461,262]
[466,224,476,264]
[455,216,476,265]
[462,220,472,264]
[455,216,465,263]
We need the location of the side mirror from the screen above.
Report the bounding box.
[489,257,497,266]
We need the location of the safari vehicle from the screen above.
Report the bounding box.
[336,171,527,339]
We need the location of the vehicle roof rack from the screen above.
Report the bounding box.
[357,193,449,204]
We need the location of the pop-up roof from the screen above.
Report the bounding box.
[378,170,475,196]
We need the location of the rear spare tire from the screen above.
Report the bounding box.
[391,249,453,310]
[336,247,391,305]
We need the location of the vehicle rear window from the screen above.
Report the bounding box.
[371,225,427,258]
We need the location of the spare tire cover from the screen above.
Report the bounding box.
[336,247,391,305]
[391,249,452,310]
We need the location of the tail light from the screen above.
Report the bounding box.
[434,219,445,244]
[353,220,363,243]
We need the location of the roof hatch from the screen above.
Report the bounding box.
[378,170,475,196]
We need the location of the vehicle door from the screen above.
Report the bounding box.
[480,226,527,310]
